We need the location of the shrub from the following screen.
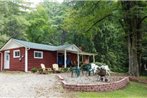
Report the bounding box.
[61,68,69,73]
[31,67,38,73]
[38,68,43,74]
[63,68,69,72]
[94,62,107,66]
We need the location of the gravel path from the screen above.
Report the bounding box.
[61,73,123,84]
[0,72,76,98]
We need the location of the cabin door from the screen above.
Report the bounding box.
[4,51,10,69]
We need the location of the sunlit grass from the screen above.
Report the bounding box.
[77,82,147,98]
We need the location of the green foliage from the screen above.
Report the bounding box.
[31,67,38,73]
[0,1,30,39]
[26,4,52,43]
[38,68,43,74]
[0,0,146,74]
[94,62,107,66]
[61,68,70,73]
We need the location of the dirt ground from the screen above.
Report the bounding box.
[0,72,76,98]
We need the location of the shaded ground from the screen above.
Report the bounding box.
[0,72,76,98]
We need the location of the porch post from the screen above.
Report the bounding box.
[77,52,79,68]
[56,51,58,64]
[25,48,28,72]
[64,49,67,68]
[93,55,95,63]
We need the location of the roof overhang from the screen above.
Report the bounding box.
[57,44,82,53]
[79,52,97,56]
[0,39,27,51]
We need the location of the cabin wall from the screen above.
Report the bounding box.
[1,51,4,71]
[69,53,77,65]
[1,47,25,71]
[10,47,25,71]
[28,49,57,71]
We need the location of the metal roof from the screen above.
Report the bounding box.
[1,39,96,55]
[14,39,58,51]
[13,39,81,52]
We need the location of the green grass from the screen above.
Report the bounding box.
[140,76,147,79]
[77,82,147,98]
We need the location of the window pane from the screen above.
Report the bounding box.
[38,53,41,57]
[15,51,20,57]
[34,51,43,58]
[35,53,37,57]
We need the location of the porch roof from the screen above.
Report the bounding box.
[79,52,97,56]
[57,44,81,52]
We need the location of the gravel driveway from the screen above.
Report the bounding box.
[0,72,75,98]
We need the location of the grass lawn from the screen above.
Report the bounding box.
[77,82,147,98]
[140,76,147,79]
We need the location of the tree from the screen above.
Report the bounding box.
[0,0,30,46]
[26,4,53,43]
[121,1,147,76]
[62,1,128,72]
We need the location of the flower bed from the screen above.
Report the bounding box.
[57,73,129,92]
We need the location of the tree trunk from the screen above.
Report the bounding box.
[121,1,142,76]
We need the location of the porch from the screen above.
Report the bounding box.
[56,45,97,68]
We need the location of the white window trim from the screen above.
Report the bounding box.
[34,51,43,59]
[13,50,20,58]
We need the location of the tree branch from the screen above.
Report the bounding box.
[85,14,112,32]
[138,16,147,27]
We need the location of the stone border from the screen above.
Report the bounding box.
[57,75,129,92]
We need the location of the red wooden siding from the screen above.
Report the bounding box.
[9,47,25,71]
[68,53,77,65]
[28,49,57,71]
[0,47,77,72]
[1,51,4,71]
[0,47,25,71]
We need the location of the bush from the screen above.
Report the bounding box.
[61,68,69,73]
[38,68,43,74]
[63,68,69,72]
[31,67,38,73]
[94,62,107,66]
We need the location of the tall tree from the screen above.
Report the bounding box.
[62,1,128,72]
[121,1,147,76]
[0,0,30,46]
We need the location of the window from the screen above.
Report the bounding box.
[34,51,43,59]
[13,50,20,58]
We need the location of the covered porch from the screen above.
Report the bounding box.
[56,44,97,68]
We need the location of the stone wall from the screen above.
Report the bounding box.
[57,75,129,92]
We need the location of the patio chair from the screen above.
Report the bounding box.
[81,64,94,76]
[71,66,80,77]
[52,64,61,73]
[40,63,52,74]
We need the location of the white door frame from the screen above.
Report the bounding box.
[4,50,10,69]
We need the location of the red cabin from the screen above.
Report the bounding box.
[0,39,96,72]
